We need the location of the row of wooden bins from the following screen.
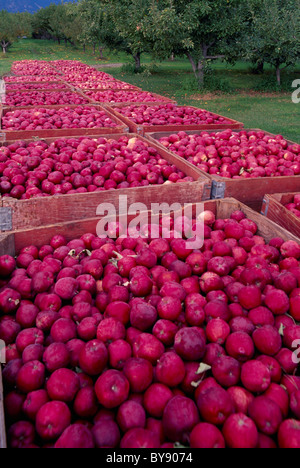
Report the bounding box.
[1,67,300,448]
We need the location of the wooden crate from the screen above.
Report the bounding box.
[77,82,143,92]
[1,197,300,256]
[1,196,300,448]
[0,133,211,232]
[2,89,92,108]
[261,192,300,238]
[82,90,177,107]
[5,82,74,92]
[146,128,300,213]
[0,105,129,140]
[107,103,244,136]
[3,75,63,83]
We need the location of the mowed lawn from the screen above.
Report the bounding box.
[1,39,299,141]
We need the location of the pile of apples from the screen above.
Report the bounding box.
[51,61,100,75]
[11,61,59,77]
[1,106,118,132]
[115,104,231,127]
[4,76,59,83]
[283,195,300,218]
[158,129,300,179]
[4,91,90,108]
[1,209,300,448]
[6,83,70,91]
[75,81,140,90]
[0,135,192,200]
[84,90,170,104]
[63,72,116,83]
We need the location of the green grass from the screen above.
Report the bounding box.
[1,39,299,141]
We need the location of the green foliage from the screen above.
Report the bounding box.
[0,10,32,53]
[238,0,300,84]
[179,69,233,95]
[252,74,296,92]
[138,0,246,87]
[120,61,159,75]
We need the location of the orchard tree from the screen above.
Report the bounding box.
[242,0,300,86]
[102,0,154,71]
[31,5,53,39]
[74,0,109,56]
[14,13,33,39]
[60,2,84,47]
[141,0,245,87]
[46,2,75,44]
[0,10,32,54]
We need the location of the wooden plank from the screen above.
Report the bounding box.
[213,177,300,213]
[0,367,7,449]
[1,197,299,255]
[1,181,210,232]
[0,233,15,256]
[262,192,300,239]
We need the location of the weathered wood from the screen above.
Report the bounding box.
[0,367,7,449]
[0,232,15,256]
[262,192,300,239]
[1,197,299,256]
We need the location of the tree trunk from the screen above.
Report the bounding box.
[1,41,9,54]
[197,60,205,87]
[57,37,61,45]
[99,46,104,59]
[187,52,197,75]
[133,52,141,72]
[93,43,96,55]
[83,43,86,53]
[276,66,281,86]
[186,52,205,87]
[256,60,264,74]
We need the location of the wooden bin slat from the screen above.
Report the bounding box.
[2,197,300,257]
[146,128,300,212]
[107,103,244,136]
[262,192,300,238]
[0,367,6,449]
[0,105,129,140]
[0,133,211,232]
